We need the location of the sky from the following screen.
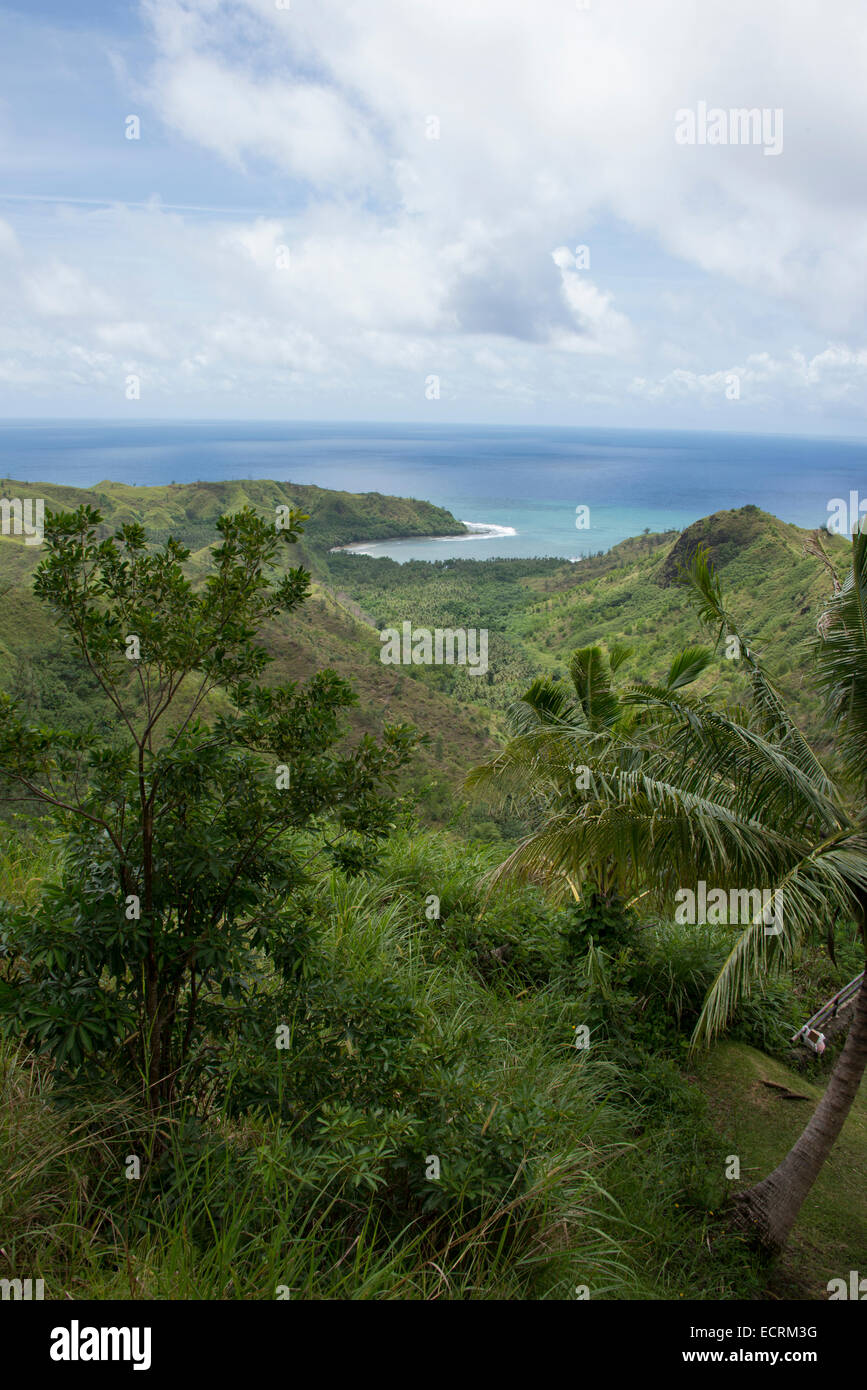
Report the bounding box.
[0,0,865,433]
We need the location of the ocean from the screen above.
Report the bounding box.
[1,420,865,562]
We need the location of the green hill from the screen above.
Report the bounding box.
[0,476,467,575]
[0,479,862,1303]
[0,483,850,820]
[330,504,851,746]
[0,478,490,812]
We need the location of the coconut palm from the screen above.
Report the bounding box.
[467,533,867,1251]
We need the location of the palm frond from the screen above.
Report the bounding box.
[677,548,837,796]
[664,646,713,691]
[569,647,620,729]
[692,834,867,1047]
[814,529,867,785]
[608,643,633,674]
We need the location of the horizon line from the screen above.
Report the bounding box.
[0,417,865,446]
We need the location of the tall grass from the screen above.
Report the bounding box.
[0,827,771,1299]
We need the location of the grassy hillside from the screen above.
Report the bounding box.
[0,476,467,574]
[1,479,863,1304]
[330,504,851,744]
[1,827,859,1300]
[701,1042,867,1299]
[0,483,852,823]
[0,478,494,815]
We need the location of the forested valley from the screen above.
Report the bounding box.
[2,478,865,1301]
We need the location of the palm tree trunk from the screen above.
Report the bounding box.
[733,963,867,1250]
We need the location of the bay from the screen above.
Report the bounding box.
[0,419,864,561]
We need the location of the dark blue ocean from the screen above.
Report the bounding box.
[1,420,864,561]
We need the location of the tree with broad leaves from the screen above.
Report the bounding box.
[0,504,415,1111]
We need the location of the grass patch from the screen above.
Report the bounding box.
[700,1041,867,1299]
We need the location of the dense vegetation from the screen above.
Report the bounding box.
[0,479,864,1300]
[469,538,867,1249]
[3,823,863,1299]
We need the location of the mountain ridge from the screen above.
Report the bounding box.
[1,482,852,825]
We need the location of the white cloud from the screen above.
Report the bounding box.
[149,52,383,188]
[1,0,866,424]
[629,348,867,413]
[23,263,116,320]
[0,218,20,257]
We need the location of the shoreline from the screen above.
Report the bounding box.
[329,521,517,554]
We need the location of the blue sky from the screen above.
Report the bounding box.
[0,0,865,434]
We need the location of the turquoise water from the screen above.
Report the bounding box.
[337,501,693,562]
[1,420,864,561]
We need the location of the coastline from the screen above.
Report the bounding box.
[329,521,517,554]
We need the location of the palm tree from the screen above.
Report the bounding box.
[468,532,867,1251]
